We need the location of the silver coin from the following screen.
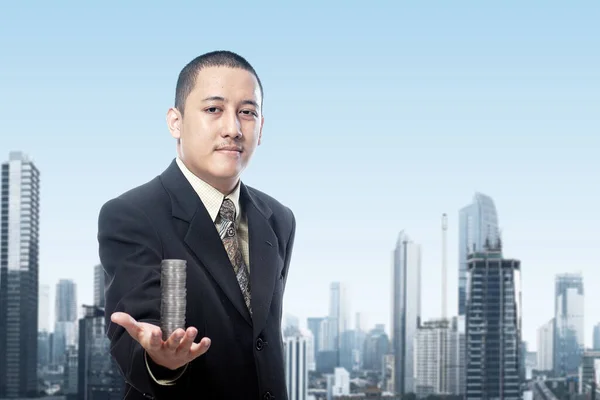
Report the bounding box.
[161,289,187,294]
[161,320,185,325]
[161,298,187,303]
[161,280,186,285]
[161,291,187,296]
[162,259,187,264]
[162,321,185,326]
[160,260,187,340]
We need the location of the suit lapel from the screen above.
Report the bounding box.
[183,207,253,326]
[160,160,252,326]
[160,160,283,334]
[242,184,283,337]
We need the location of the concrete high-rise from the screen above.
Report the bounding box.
[78,305,123,399]
[391,231,421,395]
[458,192,500,316]
[77,263,123,399]
[284,332,309,400]
[0,151,41,398]
[465,243,522,400]
[536,318,554,371]
[414,319,460,397]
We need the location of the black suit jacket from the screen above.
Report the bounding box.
[97,160,296,400]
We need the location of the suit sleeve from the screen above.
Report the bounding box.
[98,197,190,398]
[281,208,296,292]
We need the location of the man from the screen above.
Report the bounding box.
[98,51,296,400]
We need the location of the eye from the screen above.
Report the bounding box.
[240,110,257,117]
[206,107,221,113]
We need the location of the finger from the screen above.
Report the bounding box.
[176,327,198,354]
[111,312,143,340]
[189,337,211,359]
[166,328,186,351]
[144,326,163,351]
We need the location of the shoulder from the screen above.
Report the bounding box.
[245,185,295,226]
[98,176,168,223]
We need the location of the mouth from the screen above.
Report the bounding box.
[215,145,243,152]
[215,146,243,156]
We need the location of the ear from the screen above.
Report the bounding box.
[257,115,264,146]
[166,107,182,139]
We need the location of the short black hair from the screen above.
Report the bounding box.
[174,50,264,115]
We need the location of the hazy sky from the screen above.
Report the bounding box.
[1,1,599,349]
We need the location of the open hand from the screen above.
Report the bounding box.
[111,312,211,371]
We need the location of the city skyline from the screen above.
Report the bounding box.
[29,176,598,351]
[1,1,599,354]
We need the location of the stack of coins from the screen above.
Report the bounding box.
[160,259,187,341]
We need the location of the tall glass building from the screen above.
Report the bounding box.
[0,151,41,398]
[391,231,421,395]
[553,273,584,376]
[458,192,500,316]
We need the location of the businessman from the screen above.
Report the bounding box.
[98,51,296,399]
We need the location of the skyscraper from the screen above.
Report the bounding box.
[553,273,584,376]
[77,263,123,399]
[54,279,78,365]
[536,318,554,372]
[78,305,123,399]
[39,283,51,332]
[327,281,348,363]
[0,151,41,398]
[391,231,421,395]
[593,323,600,351]
[458,192,500,316]
[284,332,309,400]
[414,319,460,397]
[465,242,522,400]
[307,317,324,357]
[94,264,105,308]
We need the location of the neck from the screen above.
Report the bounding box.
[210,179,239,196]
[176,154,239,195]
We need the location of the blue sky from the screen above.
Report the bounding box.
[1,1,599,349]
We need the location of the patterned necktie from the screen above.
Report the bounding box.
[218,198,252,315]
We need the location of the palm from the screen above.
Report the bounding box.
[111,312,211,370]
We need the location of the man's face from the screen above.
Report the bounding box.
[167,66,263,193]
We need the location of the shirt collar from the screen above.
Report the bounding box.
[175,157,242,223]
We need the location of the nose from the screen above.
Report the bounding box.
[221,110,242,139]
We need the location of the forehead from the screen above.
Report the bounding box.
[191,66,261,103]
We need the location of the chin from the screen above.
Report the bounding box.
[211,166,243,180]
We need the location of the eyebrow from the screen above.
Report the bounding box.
[202,96,260,110]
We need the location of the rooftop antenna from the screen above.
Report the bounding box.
[442,213,448,320]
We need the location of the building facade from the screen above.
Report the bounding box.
[458,192,500,316]
[465,244,522,400]
[391,231,421,395]
[553,273,584,377]
[284,333,309,400]
[0,151,41,398]
[414,318,460,398]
